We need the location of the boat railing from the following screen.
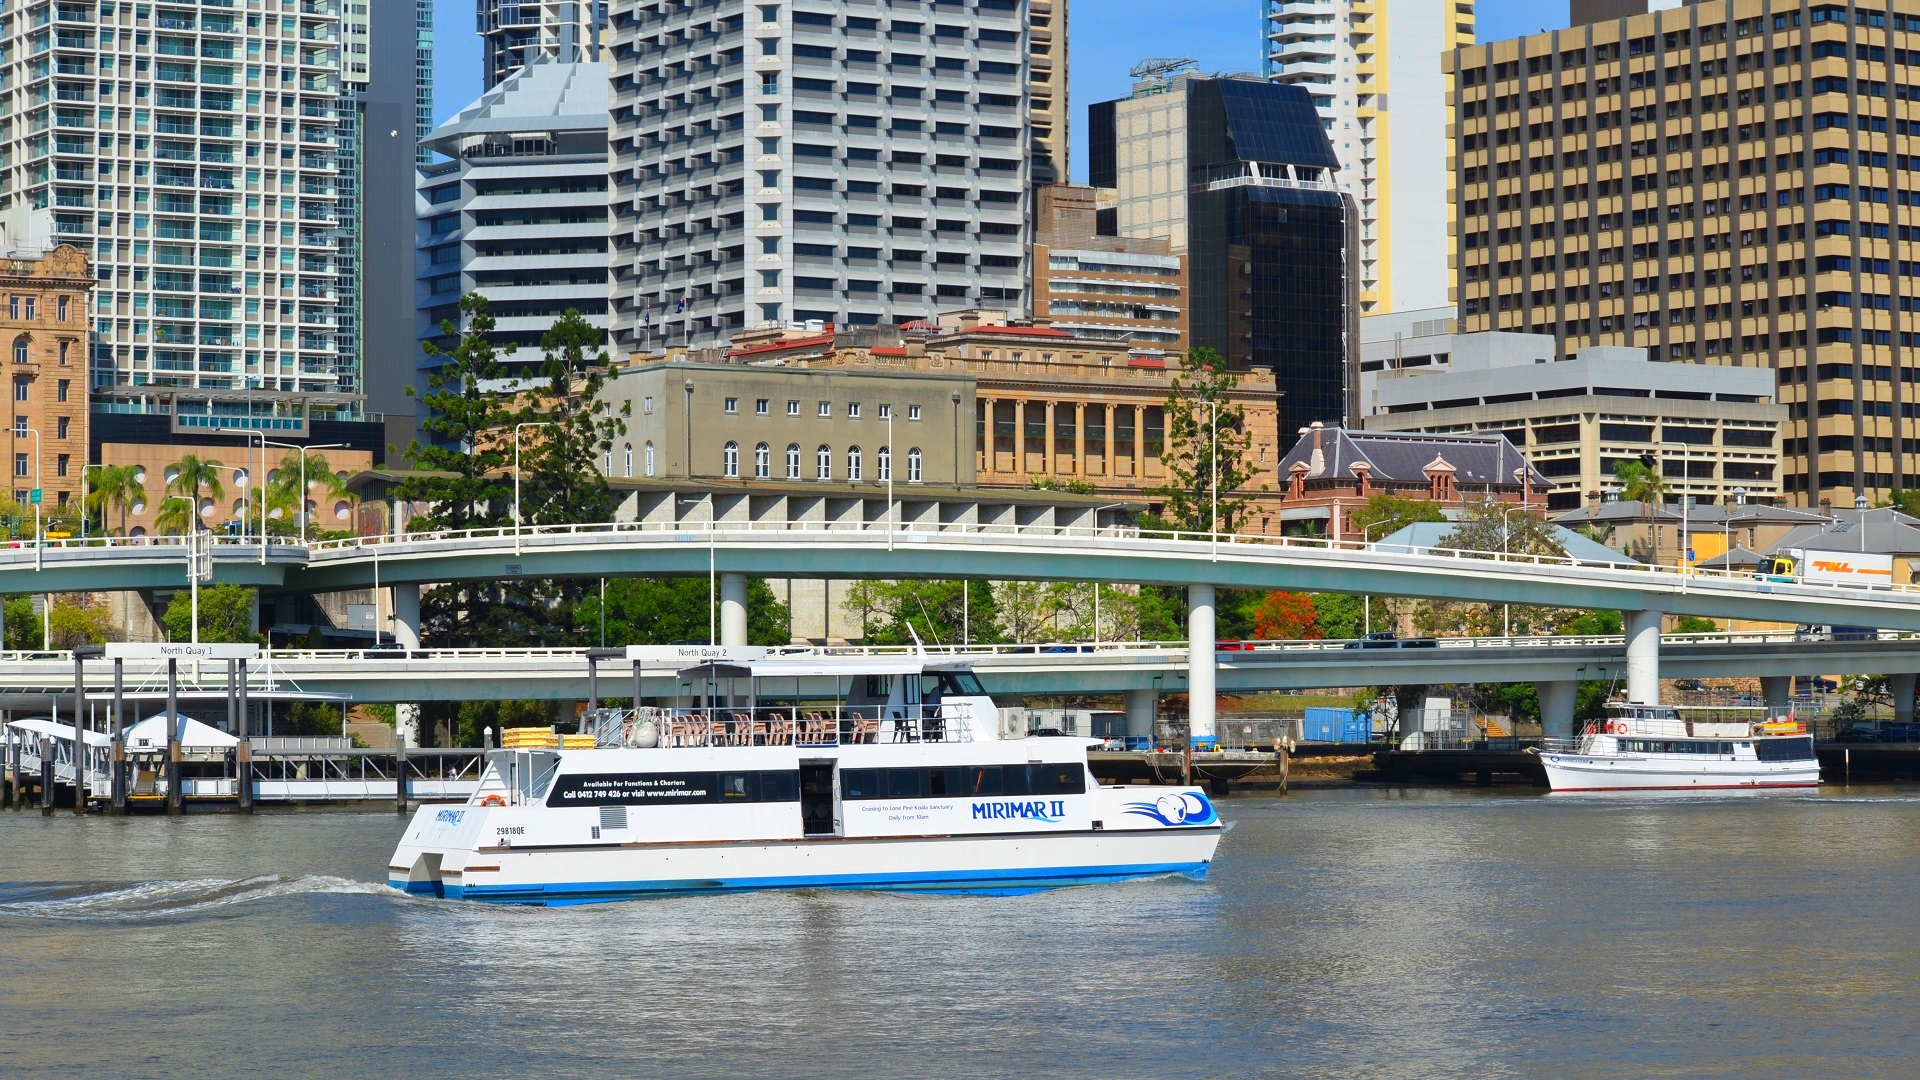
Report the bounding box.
[598,704,974,748]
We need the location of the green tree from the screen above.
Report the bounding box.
[1435,497,1566,560]
[577,577,791,647]
[47,597,112,648]
[3,595,37,649]
[1883,490,1920,517]
[1556,609,1624,636]
[161,583,258,643]
[844,579,1000,646]
[1612,458,1668,503]
[1671,615,1719,634]
[264,450,349,537]
[1144,346,1263,534]
[399,292,516,531]
[85,464,148,536]
[156,453,224,535]
[516,309,629,528]
[1347,492,1448,547]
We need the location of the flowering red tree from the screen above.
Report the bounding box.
[1251,591,1322,640]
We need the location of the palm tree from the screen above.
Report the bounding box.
[156,453,223,535]
[1613,459,1670,563]
[263,450,348,535]
[86,464,148,536]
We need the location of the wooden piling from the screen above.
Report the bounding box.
[39,736,55,816]
[395,725,410,816]
[235,659,252,814]
[166,657,183,816]
[3,727,15,809]
[72,651,88,816]
[110,658,127,815]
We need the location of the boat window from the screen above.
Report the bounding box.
[1754,736,1816,762]
[1031,763,1088,795]
[938,671,987,696]
[544,770,801,807]
[926,766,963,796]
[886,768,923,798]
[759,771,798,802]
[865,675,891,697]
[965,766,1002,796]
[841,769,881,799]
[1002,763,1034,796]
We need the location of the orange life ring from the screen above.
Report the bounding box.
[1609,720,1627,735]
[479,794,506,807]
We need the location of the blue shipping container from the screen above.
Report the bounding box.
[1303,707,1370,744]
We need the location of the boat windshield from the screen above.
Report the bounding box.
[935,670,986,696]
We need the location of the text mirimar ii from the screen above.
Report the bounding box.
[388,650,1223,904]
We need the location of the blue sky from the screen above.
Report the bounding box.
[430,0,1563,180]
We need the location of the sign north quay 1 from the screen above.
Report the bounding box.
[104,643,261,661]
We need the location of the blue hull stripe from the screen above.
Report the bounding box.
[388,861,1209,905]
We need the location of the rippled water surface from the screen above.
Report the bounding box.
[2,787,1918,1079]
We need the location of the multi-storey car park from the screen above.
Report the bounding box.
[604,0,1033,356]
[0,0,354,414]
[1449,0,1920,506]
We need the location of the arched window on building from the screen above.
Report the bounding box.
[623,443,633,477]
[846,445,862,481]
[644,441,656,477]
[786,443,801,480]
[754,442,770,479]
[876,445,891,482]
[816,444,832,480]
[11,336,27,365]
[723,441,739,478]
[907,447,923,483]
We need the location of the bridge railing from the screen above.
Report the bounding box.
[296,516,1920,600]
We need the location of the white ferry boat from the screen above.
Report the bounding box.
[388,654,1224,904]
[1530,702,1820,792]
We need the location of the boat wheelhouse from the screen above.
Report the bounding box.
[1530,702,1820,792]
[389,653,1224,904]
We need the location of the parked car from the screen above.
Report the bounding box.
[1674,679,1709,693]
[1343,633,1437,650]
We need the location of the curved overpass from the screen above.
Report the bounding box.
[289,521,1920,632]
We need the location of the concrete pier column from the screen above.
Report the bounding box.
[1188,585,1217,748]
[392,583,421,651]
[1893,673,1918,725]
[719,572,748,647]
[1625,609,1663,705]
[1539,680,1578,744]
[1124,688,1157,747]
[1760,675,1792,709]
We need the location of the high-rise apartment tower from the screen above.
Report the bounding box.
[1450,0,1920,504]
[604,0,1032,356]
[1265,0,1472,313]
[478,0,600,88]
[1028,0,1065,185]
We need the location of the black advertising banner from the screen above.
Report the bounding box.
[546,772,717,807]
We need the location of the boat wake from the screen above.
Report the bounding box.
[0,874,393,922]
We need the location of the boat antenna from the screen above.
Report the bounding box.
[908,589,944,648]
[905,622,929,657]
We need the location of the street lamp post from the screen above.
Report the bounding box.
[160,495,201,643]
[78,462,113,543]
[1359,518,1395,637]
[1660,440,1692,573]
[679,495,716,644]
[1209,398,1219,560]
[1089,502,1127,644]
[886,408,895,551]
[1497,505,1526,638]
[19,426,41,573]
[216,427,269,564]
[513,422,554,556]
[261,440,345,544]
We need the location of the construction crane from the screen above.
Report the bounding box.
[1129,57,1198,82]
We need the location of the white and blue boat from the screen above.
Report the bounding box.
[388,653,1223,904]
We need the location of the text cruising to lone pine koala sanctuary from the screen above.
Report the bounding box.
[389,647,1225,904]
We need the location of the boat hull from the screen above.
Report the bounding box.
[391,826,1221,905]
[1537,751,1820,792]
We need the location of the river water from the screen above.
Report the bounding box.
[2,787,1917,1079]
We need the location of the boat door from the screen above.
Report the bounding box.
[799,760,839,836]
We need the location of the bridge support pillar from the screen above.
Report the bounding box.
[1761,675,1792,709]
[719,573,748,647]
[392,583,420,651]
[1893,673,1917,726]
[1538,680,1577,745]
[1187,585,1216,749]
[1625,609,1662,705]
[1124,689,1157,748]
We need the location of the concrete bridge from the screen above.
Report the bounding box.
[7,518,1920,740]
[3,632,1914,744]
